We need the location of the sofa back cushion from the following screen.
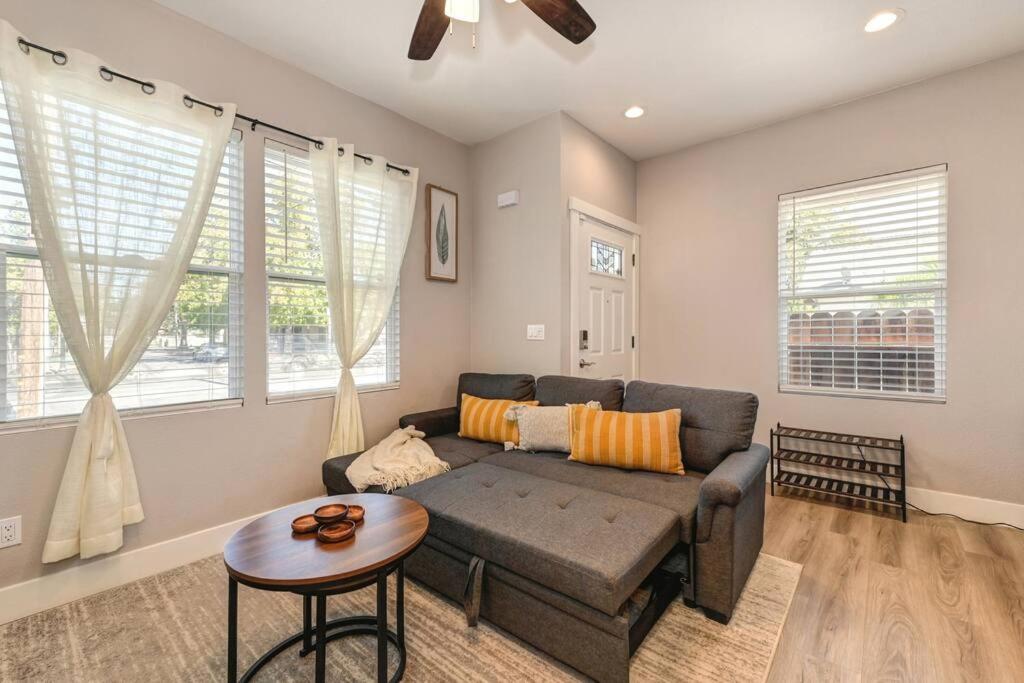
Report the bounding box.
[622,381,758,473]
[456,373,535,411]
[535,375,624,410]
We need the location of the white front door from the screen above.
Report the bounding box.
[575,216,636,381]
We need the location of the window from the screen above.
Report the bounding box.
[264,141,399,397]
[0,83,245,423]
[778,166,947,401]
[590,238,624,277]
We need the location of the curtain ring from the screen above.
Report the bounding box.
[99,66,114,82]
[52,51,68,66]
[363,157,373,166]
[214,107,224,117]
[17,37,30,54]
[183,95,194,108]
[141,81,156,95]
[315,141,324,150]
[250,119,258,132]
[338,148,346,157]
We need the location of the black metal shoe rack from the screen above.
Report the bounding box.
[770,423,907,522]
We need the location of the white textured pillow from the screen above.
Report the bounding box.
[504,402,601,453]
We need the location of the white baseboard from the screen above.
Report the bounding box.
[0,498,319,626]
[906,487,1024,528]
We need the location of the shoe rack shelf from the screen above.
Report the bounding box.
[770,423,907,522]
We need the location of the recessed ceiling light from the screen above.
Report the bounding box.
[624,106,645,119]
[864,9,905,33]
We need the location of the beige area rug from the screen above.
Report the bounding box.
[0,553,801,682]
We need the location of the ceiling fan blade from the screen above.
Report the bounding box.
[408,0,449,60]
[520,0,596,45]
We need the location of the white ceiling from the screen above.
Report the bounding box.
[155,0,1024,160]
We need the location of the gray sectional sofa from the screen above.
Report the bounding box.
[322,373,768,682]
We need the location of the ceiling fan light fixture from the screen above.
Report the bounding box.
[864,9,904,33]
[410,0,595,60]
[445,0,480,23]
[624,106,645,119]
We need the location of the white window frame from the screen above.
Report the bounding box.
[0,126,246,430]
[777,164,948,403]
[263,138,400,402]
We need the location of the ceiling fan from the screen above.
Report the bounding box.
[408,0,597,60]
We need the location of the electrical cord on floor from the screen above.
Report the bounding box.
[904,501,1024,532]
[851,444,1024,532]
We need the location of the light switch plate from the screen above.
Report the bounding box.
[0,516,21,549]
[526,324,545,341]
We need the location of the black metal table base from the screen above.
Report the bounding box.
[228,563,406,683]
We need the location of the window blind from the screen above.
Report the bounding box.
[264,141,399,396]
[777,165,947,401]
[0,83,244,423]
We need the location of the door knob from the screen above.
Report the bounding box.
[579,359,597,369]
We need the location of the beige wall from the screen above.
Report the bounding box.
[469,112,637,375]
[0,0,473,588]
[560,114,637,222]
[638,52,1024,505]
[469,113,564,374]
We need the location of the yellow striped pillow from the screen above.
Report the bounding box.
[459,394,539,445]
[569,405,684,475]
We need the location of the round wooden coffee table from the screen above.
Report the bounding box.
[224,493,429,683]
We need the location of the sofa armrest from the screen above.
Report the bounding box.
[692,443,769,621]
[696,443,769,542]
[322,452,362,495]
[399,406,458,438]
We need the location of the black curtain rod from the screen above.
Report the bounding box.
[187,97,410,176]
[16,36,411,176]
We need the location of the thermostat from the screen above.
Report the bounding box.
[497,190,520,208]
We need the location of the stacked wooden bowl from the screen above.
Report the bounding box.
[290,503,366,544]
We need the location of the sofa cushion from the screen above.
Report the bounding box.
[535,375,624,410]
[395,463,679,617]
[568,404,685,475]
[623,381,758,473]
[458,394,539,445]
[456,373,535,411]
[506,402,597,453]
[482,450,702,542]
[426,434,504,467]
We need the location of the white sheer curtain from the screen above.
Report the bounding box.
[0,21,236,562]
[310,141,418,457]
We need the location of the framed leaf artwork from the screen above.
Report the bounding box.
[426,184,458,282]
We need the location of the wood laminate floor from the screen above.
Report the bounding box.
[764,487,1024,682]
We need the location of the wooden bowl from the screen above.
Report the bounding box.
[317,520,357,544]
[346,505,365,525]
[291,514,319,535]
[313,504,349,525]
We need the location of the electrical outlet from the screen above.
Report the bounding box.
[0,516,21,549]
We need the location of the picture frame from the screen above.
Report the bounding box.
[425,184,458,282]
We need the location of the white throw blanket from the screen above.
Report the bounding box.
[345,426,450,493]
